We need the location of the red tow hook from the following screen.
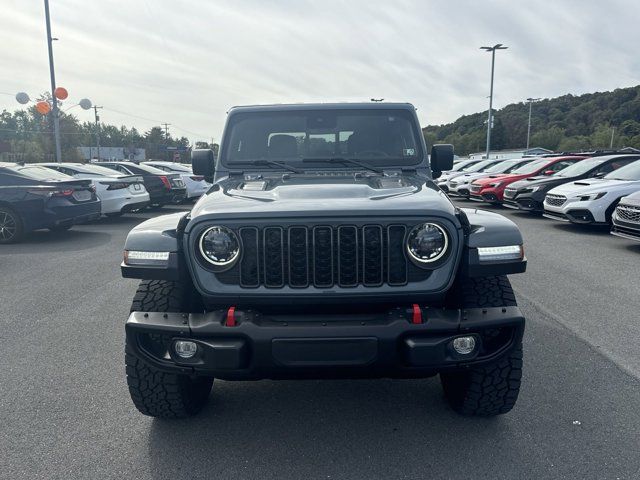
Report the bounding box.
[411,304,423,324]
[225,306,237,327]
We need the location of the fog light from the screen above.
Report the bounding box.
[174,340,198,359]
[452,336,476,355]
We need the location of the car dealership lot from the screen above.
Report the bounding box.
[1,203,640,479]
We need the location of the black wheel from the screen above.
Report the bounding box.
[0,206,24,244]
[49,224,72,232]
[440,276,523,416]
[125,280,212,418]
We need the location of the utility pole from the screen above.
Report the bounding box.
[610,127,615,149]
[526,97,541,151]
[161,123,171,160]
[93,106,103,160]
[44,0,62,162]
[480,44,508,160]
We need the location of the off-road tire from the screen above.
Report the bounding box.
[440,276,523,416]
[125,280,212,418]
[0,206,24,244]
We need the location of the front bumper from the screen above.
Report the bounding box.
[126,305,525,380]
[611,214,640,241]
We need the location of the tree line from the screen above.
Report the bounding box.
[0,94,216,163]
[423,85,640,155]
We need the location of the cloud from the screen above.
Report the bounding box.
[1,0,639,142]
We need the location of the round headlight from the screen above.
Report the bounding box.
[199,226,240,266]
[406,223,448,264]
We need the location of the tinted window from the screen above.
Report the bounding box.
[222,109,422,166]
[604,159,640,181]
[464,159,502,173]
[555,158,606,177]
[511,158,552,174]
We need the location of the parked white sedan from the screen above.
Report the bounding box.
[143,161,212,200]
[543,158,640,225]
[42,163,150,216]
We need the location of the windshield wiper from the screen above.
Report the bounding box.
[234,159,303,174]
[301,157,383,174]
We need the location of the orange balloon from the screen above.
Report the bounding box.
[54,87,68,100]
[36,101,51,115]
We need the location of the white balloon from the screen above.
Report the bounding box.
[79,98,92,110]
[16,92,30,104]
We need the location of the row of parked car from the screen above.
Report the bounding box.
[438,152,640,243]
[0,160,212,244]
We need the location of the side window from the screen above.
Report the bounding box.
[118,165,133,175]
[591,163,615,176]
[549,160,574,172]
[609,158,637,171]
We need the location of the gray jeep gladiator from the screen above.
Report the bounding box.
[121,103,527,418]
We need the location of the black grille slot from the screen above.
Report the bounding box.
[239,227,259,287]
[263,227,284,287]
[221,224,420,288]
[338,226,358,287]
[288,227,309,287]
[313,226,334,287]
[387,225,408,285]
[362,226,383,286]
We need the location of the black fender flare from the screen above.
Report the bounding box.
[121,212,189,280]
[458,208,527,277]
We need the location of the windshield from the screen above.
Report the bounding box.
[222,109,422,167]
[72,164,124,176]
[9,165,72,181]
[555,158,604,177]
[511,158,549,174]
[451,160,477,172]
[485,159,529,174]
[604,159,640,180]
[465,159,501,173]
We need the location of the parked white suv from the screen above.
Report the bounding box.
[143,161,211,200]
[42,162,150,216]
[543,158,640,224]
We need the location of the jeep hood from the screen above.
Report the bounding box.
[190,175,457,218]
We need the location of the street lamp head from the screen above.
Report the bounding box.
[481,44,508,52]
[526,97,541,103]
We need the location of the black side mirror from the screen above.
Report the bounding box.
[430,144,454,179]
[192,149,215,183]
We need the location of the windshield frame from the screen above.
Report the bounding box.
[218,108,425,170]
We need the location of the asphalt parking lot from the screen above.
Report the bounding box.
[1,202,639,480]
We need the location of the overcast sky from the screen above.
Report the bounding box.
[1,0,639,144]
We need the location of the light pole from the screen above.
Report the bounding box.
[44,0,62,162]
[93,105,103,160]
[526,97,541,151]
[480,44,508,159]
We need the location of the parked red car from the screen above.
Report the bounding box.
[468,155,588,204]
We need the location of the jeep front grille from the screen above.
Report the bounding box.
[616,204,640,224]
[545,194,567,207]
[232,224,411,288]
